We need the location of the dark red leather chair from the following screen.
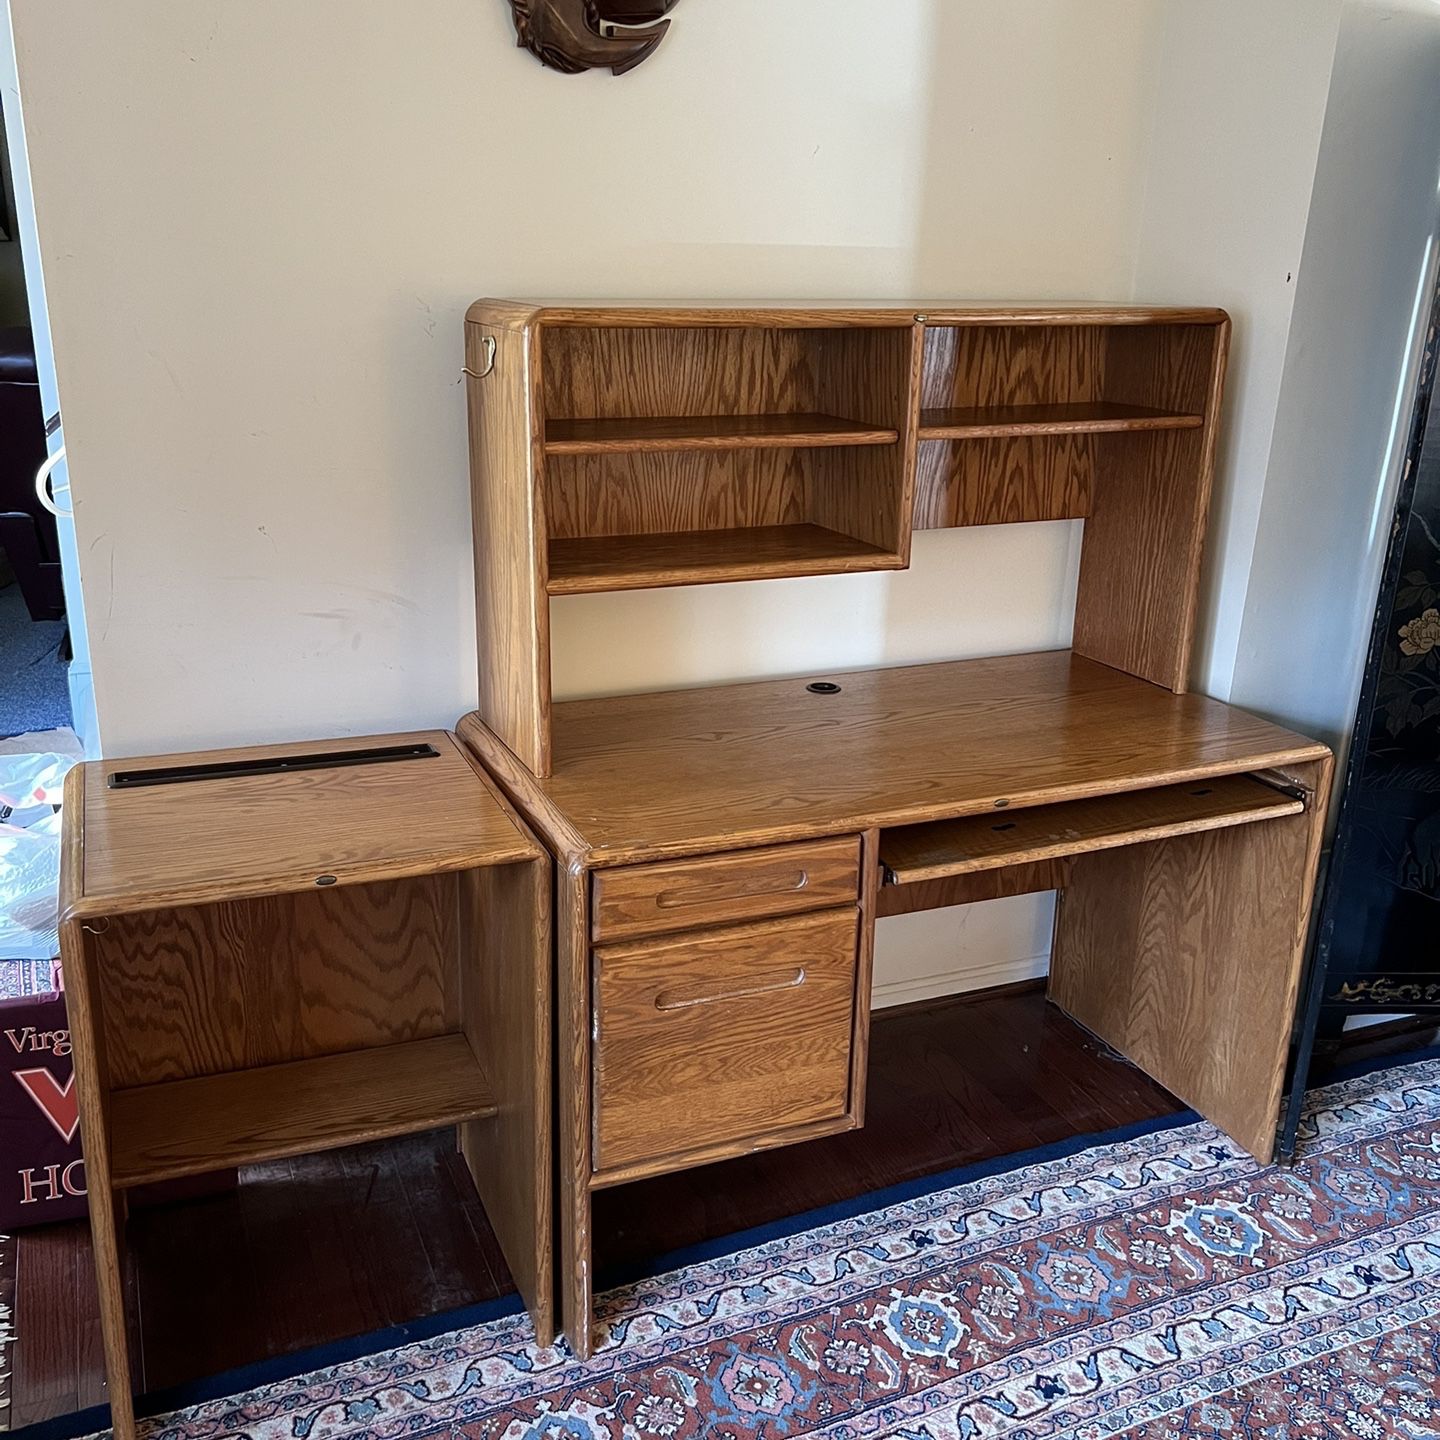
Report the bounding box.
[0,326,63,622]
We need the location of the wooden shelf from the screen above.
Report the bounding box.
[545,412,899,455]
[109,1034,497,1188]
[917,401,1203,441]
[879,774,1303,884]
[547,523,895,595]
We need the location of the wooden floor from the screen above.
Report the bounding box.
[0,1218,14,1432]
[3,987,1420,1431]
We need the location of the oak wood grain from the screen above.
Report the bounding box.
[547,524,896,594]
[454,752,555,1346]
[850,829,880,1124]
[917,400,1203,439]
[805,324,921,557]
[914,323,1105,529]
[874,860,1068,916]
[63,732,557,1410]
[1072,321,1230,691]
[880,774,1303,883]
[453,298,1333,1365]
[588,1112,861,1190]
[92,877,458,1087]
[446,721,592,1351]
[456,714,595,860]
[467,321,552,777]
[914,433,1094,528]
[475,301,927,330]
[71,732,535,918]
[467,300,1229,329]
[591,908,859,1175]
[544,412,897,453]
[591,836,860,941]
[474,652,1328,865]
[108,1036,497,1189]
[541,326,823,555]
[917,305,1229,328]
[556,855,594,1359]
[546,447,811,541]
[535,323,914,586]
[465,301,1235,763]
[541,324,825,431]
[1049,755,1332,1162]
[58,770,137,1440]
[920,322,1104,414]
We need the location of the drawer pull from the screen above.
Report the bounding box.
[654,967,806,1012]
[655,870,810,910]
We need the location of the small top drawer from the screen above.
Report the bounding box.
[591,836,862,942]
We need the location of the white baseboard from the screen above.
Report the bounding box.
[872,949,1050,1009]
[870,891,1057,1010]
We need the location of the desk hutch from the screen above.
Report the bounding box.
[458,300,1333,1358]
[60,734,555,1440]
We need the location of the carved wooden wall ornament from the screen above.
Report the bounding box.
[509,0,680,76]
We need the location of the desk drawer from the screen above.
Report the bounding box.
[591,836,861,942]
[592,907,859,1175]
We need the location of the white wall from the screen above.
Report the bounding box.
[1230,0,1440,755]
[8,0,1163,755]
[1128,1,1345,702]
[8,0,1170,1001]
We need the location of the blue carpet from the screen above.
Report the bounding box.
[0,582,69,737]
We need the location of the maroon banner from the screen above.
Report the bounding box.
[0,988,87,1229]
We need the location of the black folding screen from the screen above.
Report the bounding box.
[1283,270,1440,1155]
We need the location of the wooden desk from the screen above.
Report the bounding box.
[457,299,1328,1357]
[61,733,553,1440]
[458,650,1332,1357]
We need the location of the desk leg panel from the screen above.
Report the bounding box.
[457,852,555,1348]
[558,856,595,1358]
[1049,759,1330,1163]
[851,830,881,1124]
[451,719,592,1355]
[60,914,139,1440]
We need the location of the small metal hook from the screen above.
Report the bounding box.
[461,335,497,382]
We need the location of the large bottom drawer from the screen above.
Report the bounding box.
[592,907,860,1175]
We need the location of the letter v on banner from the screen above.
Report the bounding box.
[13,1067,81,1143]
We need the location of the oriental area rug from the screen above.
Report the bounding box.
[97,1056,1440,1440]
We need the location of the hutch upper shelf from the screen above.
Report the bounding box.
[465,301,1229,776]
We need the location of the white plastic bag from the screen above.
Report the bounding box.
[0,746,79,961]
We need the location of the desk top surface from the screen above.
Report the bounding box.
[473,651,1329,865]
[67,730,539,918]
